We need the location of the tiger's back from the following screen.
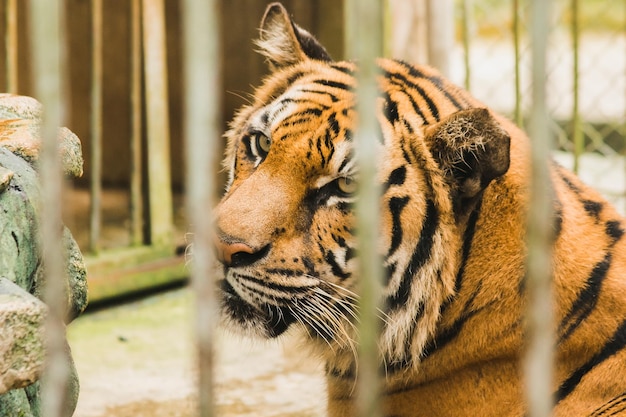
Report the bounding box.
[214,3,626,416]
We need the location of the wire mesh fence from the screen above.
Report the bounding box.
[457,0,626,210]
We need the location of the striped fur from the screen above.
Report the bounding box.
[213,3,626,416]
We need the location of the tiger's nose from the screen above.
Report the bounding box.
[214,237,269,268]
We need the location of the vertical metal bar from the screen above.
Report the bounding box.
[182,0,220,415]
[571,0,582,174]
[513,0,523,126]
[426,0,454,77]
[89,0,103,253]
[142,0,174,247]
[28,1,70,417]
[621,0,626,212]
[461,0,471,91]
[525,0,554,416]
[345,1,383,416]
[5,0,18,93]
[130,0,144,246]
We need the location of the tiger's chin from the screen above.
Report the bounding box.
[219,278,297,338]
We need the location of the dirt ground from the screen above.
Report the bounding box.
[67,288,327,417]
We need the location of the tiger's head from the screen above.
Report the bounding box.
[214,3,510,370]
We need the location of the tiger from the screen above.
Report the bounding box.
[213,2,626,416]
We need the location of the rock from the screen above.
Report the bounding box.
[0,94,84,178]
[0,95,87,416]
[0,278,46,395]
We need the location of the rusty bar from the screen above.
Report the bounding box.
[345,0,384,416]
[182,0,220,414]
[28,1,70,416]
[142,0,174,248]
[89,0,103,253]
[5,0,18,93]
[525,0,554,416]
[130,0,144,246]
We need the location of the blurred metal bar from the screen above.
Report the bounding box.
[5,0,18,93]
[142,0,174,247]
[513,0,523,126]
[181,0,221,415]
[28,1,70,416]
[426,0,453,77]
[89,0,103,253]
[525,0,554,416]
[130,0,144,246]
[571,0,582,174]
[345,0,383,416]
[461,0,471,91]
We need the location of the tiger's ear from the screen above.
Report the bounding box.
[425,108,510,207]
[256,2,332,70]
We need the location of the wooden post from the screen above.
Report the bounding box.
[142,0,174,248]
[89,0,103,253]
[130,0,144,246]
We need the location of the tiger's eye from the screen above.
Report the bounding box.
[256,133,272,154]
[337,177,357,195]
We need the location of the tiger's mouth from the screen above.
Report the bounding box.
[220,278,296,338]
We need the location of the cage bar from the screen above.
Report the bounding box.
[524,1,555,416]
[461,0,472,91]
[5,0,17,93]
[513,0,523,127]
[89,0,103,253]
[571,0,582,173]
[28,1,71,416]
[426,0,454,78]
[182,0,221,416]
[344,1,384,416]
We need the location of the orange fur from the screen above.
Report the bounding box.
[214,3,626,416]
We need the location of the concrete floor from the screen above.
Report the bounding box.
[67,287,327,417]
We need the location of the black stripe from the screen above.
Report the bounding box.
[588,393,626,417]
[322,247,351,281]
[455,200,482,293]
[235,272,309,295]
[385,166,407,190]
[559,252,611,343]
[422,304,481,359]
[383,93,400,125]
[556,319,626,402]
[265,70,308,100]
[553,200,564,241]
[387,200,439,311]
[299,88,340,103]
[387,196,410,257]
[559,171,582,194]
[313,79,351,91]
[329,63,354,75]
[384,71,440,122]
[583,199,604,221]
[606,220,624,244]
[392,88,428,125]
[337,157,351,173]
[395,60,466,111]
